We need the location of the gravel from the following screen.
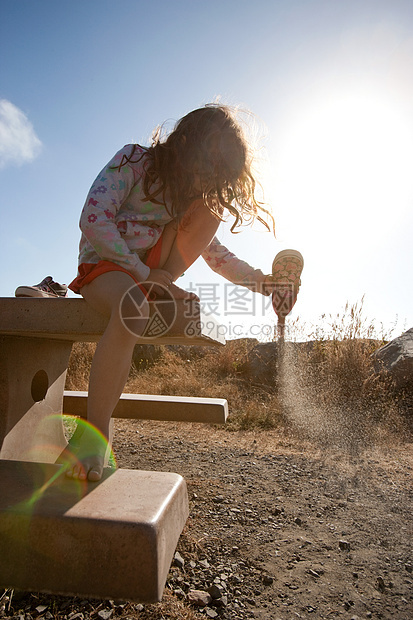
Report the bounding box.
[2,419,412,620]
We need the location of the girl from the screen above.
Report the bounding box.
[65,104,303,481]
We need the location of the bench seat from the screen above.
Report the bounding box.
[63,391,228,424]
[0,460,189,602]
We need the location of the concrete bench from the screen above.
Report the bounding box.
[0,296,226,602]
[64,391,228,424]
[0,460,188,602]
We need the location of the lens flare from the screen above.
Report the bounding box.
[1,418,117,566]
[7,415,118,515]
[58,415,118,473]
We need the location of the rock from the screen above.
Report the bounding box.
[199,558,210,568]
[213,595,228,607]
[372,328,413,390]
[339,540,351,551]
[188,589,213,606]
[205,608,219,618]
[97,610,112,620]
[262,575,274,585]
[376,576,386,593]
[239,342,279,385]
[173,551,185,568]
[308,569,321,578]
[174,587,186,597]
[208,584,225,599]
[238,340,315,386]
[213,495,225,503]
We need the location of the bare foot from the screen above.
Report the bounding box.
[168,282,199,300]
[57,423,111,482]
[66,448,105,482]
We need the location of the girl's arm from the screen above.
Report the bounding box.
[201,237,273,294]
[79,145,152,281]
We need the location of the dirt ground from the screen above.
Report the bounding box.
[2,420,412,620]
[112,418,413,620]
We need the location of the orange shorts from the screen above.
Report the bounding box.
[69,236,163,295]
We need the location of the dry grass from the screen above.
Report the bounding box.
[65,301,411,443]
[129,591,199,620]
[65,342,97,391]
[277,301,410,450]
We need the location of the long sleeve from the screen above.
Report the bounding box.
[78,145,152,280]
[202,237,265,292]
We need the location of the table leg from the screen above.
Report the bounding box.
[0,336,72,463]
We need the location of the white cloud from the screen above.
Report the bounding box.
[0,99,42,168]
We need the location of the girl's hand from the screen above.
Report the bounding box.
[143,269,199,301]
[143,269,173,297]
[260,274,276,296]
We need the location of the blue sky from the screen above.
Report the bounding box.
[1,0,412,340]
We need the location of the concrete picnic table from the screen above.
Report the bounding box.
[0,296,227,602]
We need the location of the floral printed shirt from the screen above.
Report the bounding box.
[77,145,265,289]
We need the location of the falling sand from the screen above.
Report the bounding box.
[275,337,407,457]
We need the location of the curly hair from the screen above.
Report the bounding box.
[117,104,274,233]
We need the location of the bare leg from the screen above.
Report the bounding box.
[158,199,220,297]
[64,271,149,481]
[65,201,218,480]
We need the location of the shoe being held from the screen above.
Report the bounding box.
[15,276,68,298]
[271,249,304,319]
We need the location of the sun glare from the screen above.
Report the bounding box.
[275,90,413,242]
